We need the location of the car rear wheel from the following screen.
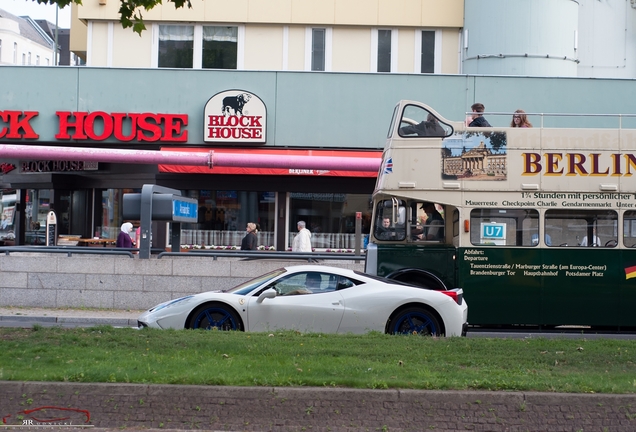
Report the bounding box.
[388,307,441,336]
[188,303,243,331]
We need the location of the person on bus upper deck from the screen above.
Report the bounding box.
[510,109,532,128]
[466,103,491,127]
[400,113,446,137]
[417,202,444,241]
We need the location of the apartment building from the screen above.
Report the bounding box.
[0,8,55,66]
[71,0,463,73]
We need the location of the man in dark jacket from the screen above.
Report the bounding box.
[467,102,491,127]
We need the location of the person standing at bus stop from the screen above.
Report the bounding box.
[466,103,491,127]
[292,220,312,252]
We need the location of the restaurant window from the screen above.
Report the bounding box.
[179,190,276,248]
[158,25,194,68]
[202,26,237,69]
[0,189,17,246]
[289,193,372,250]
[24,189,51,245]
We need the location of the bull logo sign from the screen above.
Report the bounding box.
[204,90,267,144]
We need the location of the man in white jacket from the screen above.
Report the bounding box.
[292,220,312,252]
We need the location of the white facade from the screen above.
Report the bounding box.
[69,0,636,79]
[576,0,636,78]
[71,0,464,74]
[0,11,54,66]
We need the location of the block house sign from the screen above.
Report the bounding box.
[203,90,267,144]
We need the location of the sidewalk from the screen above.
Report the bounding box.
[0,306,142,327]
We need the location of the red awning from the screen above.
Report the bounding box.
[159,147,382,177]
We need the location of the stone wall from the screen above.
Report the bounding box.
[0,253,364,310]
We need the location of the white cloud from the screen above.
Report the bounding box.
[3,0,71,28]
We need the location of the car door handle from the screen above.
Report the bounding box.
[332,301,340,305]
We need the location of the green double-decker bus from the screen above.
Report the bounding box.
[366,100,636,330]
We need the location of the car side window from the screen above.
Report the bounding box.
[336,276,355,291]
[268,272,342,295]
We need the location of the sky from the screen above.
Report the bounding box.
[3,0,71,28]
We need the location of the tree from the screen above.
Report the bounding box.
[33,0,191,34]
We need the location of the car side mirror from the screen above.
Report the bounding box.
[257,288,277,303]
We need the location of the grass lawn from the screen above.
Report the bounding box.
[0,325,635,393]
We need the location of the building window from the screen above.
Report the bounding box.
[13,42,17,64]
[420,31,435,73]
[22,53,26,65]
[36,55,40,66]
[0,40,2,63]
[158,25,194,68]
[202,26,237,69]
[377,29,392,72]
[27,52,31,65]
[289,193,372,250]
[311,28,325,71]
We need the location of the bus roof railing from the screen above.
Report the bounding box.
[463,111,636,129]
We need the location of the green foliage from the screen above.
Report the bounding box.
[0,326,635,393]
[34,0,192,34]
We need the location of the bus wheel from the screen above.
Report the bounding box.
[388,307,441,336]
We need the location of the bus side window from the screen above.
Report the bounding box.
[624,212,636,248]
[470,208,538,246]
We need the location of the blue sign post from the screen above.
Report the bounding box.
[123,185,198,258]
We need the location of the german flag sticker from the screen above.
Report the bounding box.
[625,262,636,280]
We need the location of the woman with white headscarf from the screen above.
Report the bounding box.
[116,222,134,248]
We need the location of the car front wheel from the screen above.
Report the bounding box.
[187,303,243,331]
[388,307,441,336]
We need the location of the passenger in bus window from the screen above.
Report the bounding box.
[399,113,446,137]
[580,229,601,247]
[417,202,445,241]
[466,103,491,127]
[531,233,551,246]
[510,109,532,128]
[376,217,395,240]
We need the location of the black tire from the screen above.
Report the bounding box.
[388,307,441,336]
[187,303,243,331]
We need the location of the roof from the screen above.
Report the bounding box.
[0,7,55,49]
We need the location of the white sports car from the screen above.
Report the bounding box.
[137,265,468,337]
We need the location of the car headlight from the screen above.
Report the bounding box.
[149,295,194,313]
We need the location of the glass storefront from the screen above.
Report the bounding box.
[0,189,17,245]
[4,187,372,250]
[288,193,372,250]
[179,189,276,248]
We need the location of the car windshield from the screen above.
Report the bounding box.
[227,268,287,295]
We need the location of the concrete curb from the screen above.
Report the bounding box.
[1,381,635,431]
[0,315,138,327]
